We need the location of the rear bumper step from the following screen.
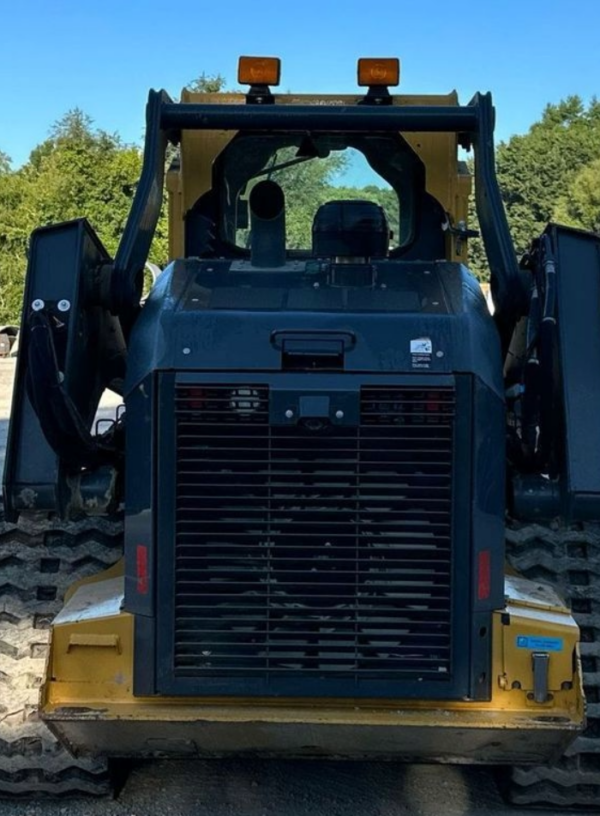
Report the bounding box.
[44,702,580,765]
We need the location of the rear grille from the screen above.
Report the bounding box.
[173,383,456,690]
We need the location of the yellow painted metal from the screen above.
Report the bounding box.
[42,575,583,730]
[167,91,472,263]
[67,633,121,653]
[167,90,240,260]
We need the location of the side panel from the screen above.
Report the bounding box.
[124,373,158,619]
[553,226,600,518]
[469,378,505,697]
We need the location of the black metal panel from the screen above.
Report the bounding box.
[3,219,124,517]
[471,377,505,613]
[126,260,504,402]
[156,374,471,699]
[552,226,600,519]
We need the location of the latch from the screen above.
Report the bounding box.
[532,651,550,703]
[442,215,480,255]
[271,331,356,371]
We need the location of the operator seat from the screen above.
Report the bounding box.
[312,200,390,259]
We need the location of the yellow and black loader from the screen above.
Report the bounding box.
[1,57,598,806]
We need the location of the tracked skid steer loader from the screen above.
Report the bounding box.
[1,57,598,806]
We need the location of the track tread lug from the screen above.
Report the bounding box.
[507,521,600,807]
[0,517,122,799]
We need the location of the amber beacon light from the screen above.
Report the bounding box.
[357,58,400,87]
[238,56,281,86]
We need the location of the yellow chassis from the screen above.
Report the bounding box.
[41,571,584,764]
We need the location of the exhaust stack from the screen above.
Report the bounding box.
[249,180,286,268]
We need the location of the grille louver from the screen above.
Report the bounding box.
[173,383,455,691]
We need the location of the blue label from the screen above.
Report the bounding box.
[516,635,563,652]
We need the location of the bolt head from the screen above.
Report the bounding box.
[32,299,45,311]
[57,299,71,312]
[182,347,191,355]
[285,409,294,419]
[335,410,344,420]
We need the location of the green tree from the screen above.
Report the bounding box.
[0,166,30,320]
[0,151,10,175]
[0,110,167,323]
[496,96,600,254]
[464,98,600,282]
[464,159,488,281]
[21,110,142,254]
[269,150,347,248]
[554,157,600,233]
[185,73,227,94]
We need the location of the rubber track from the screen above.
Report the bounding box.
[506,522,600,807]
[0,515,123,797]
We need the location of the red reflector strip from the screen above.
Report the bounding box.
[477,550,491,601]
[136,545,149,595]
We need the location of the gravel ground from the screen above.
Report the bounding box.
[0,359,571,816]
[0,761,571,816]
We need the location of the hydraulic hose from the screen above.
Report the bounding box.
[537,233,558,468]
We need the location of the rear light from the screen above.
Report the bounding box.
[238,56,281,86]
[136,545,149,595]
[183,387,206,411]
[478,550,491,601]
[357,58,400,87]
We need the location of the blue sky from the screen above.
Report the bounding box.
[0,0,599,168]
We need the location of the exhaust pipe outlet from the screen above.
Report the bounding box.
[249,180,286,268]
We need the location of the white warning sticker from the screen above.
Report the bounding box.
[410,337,433,369]
[410,337,433,354]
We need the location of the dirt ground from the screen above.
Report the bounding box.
[0,359,574,816]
